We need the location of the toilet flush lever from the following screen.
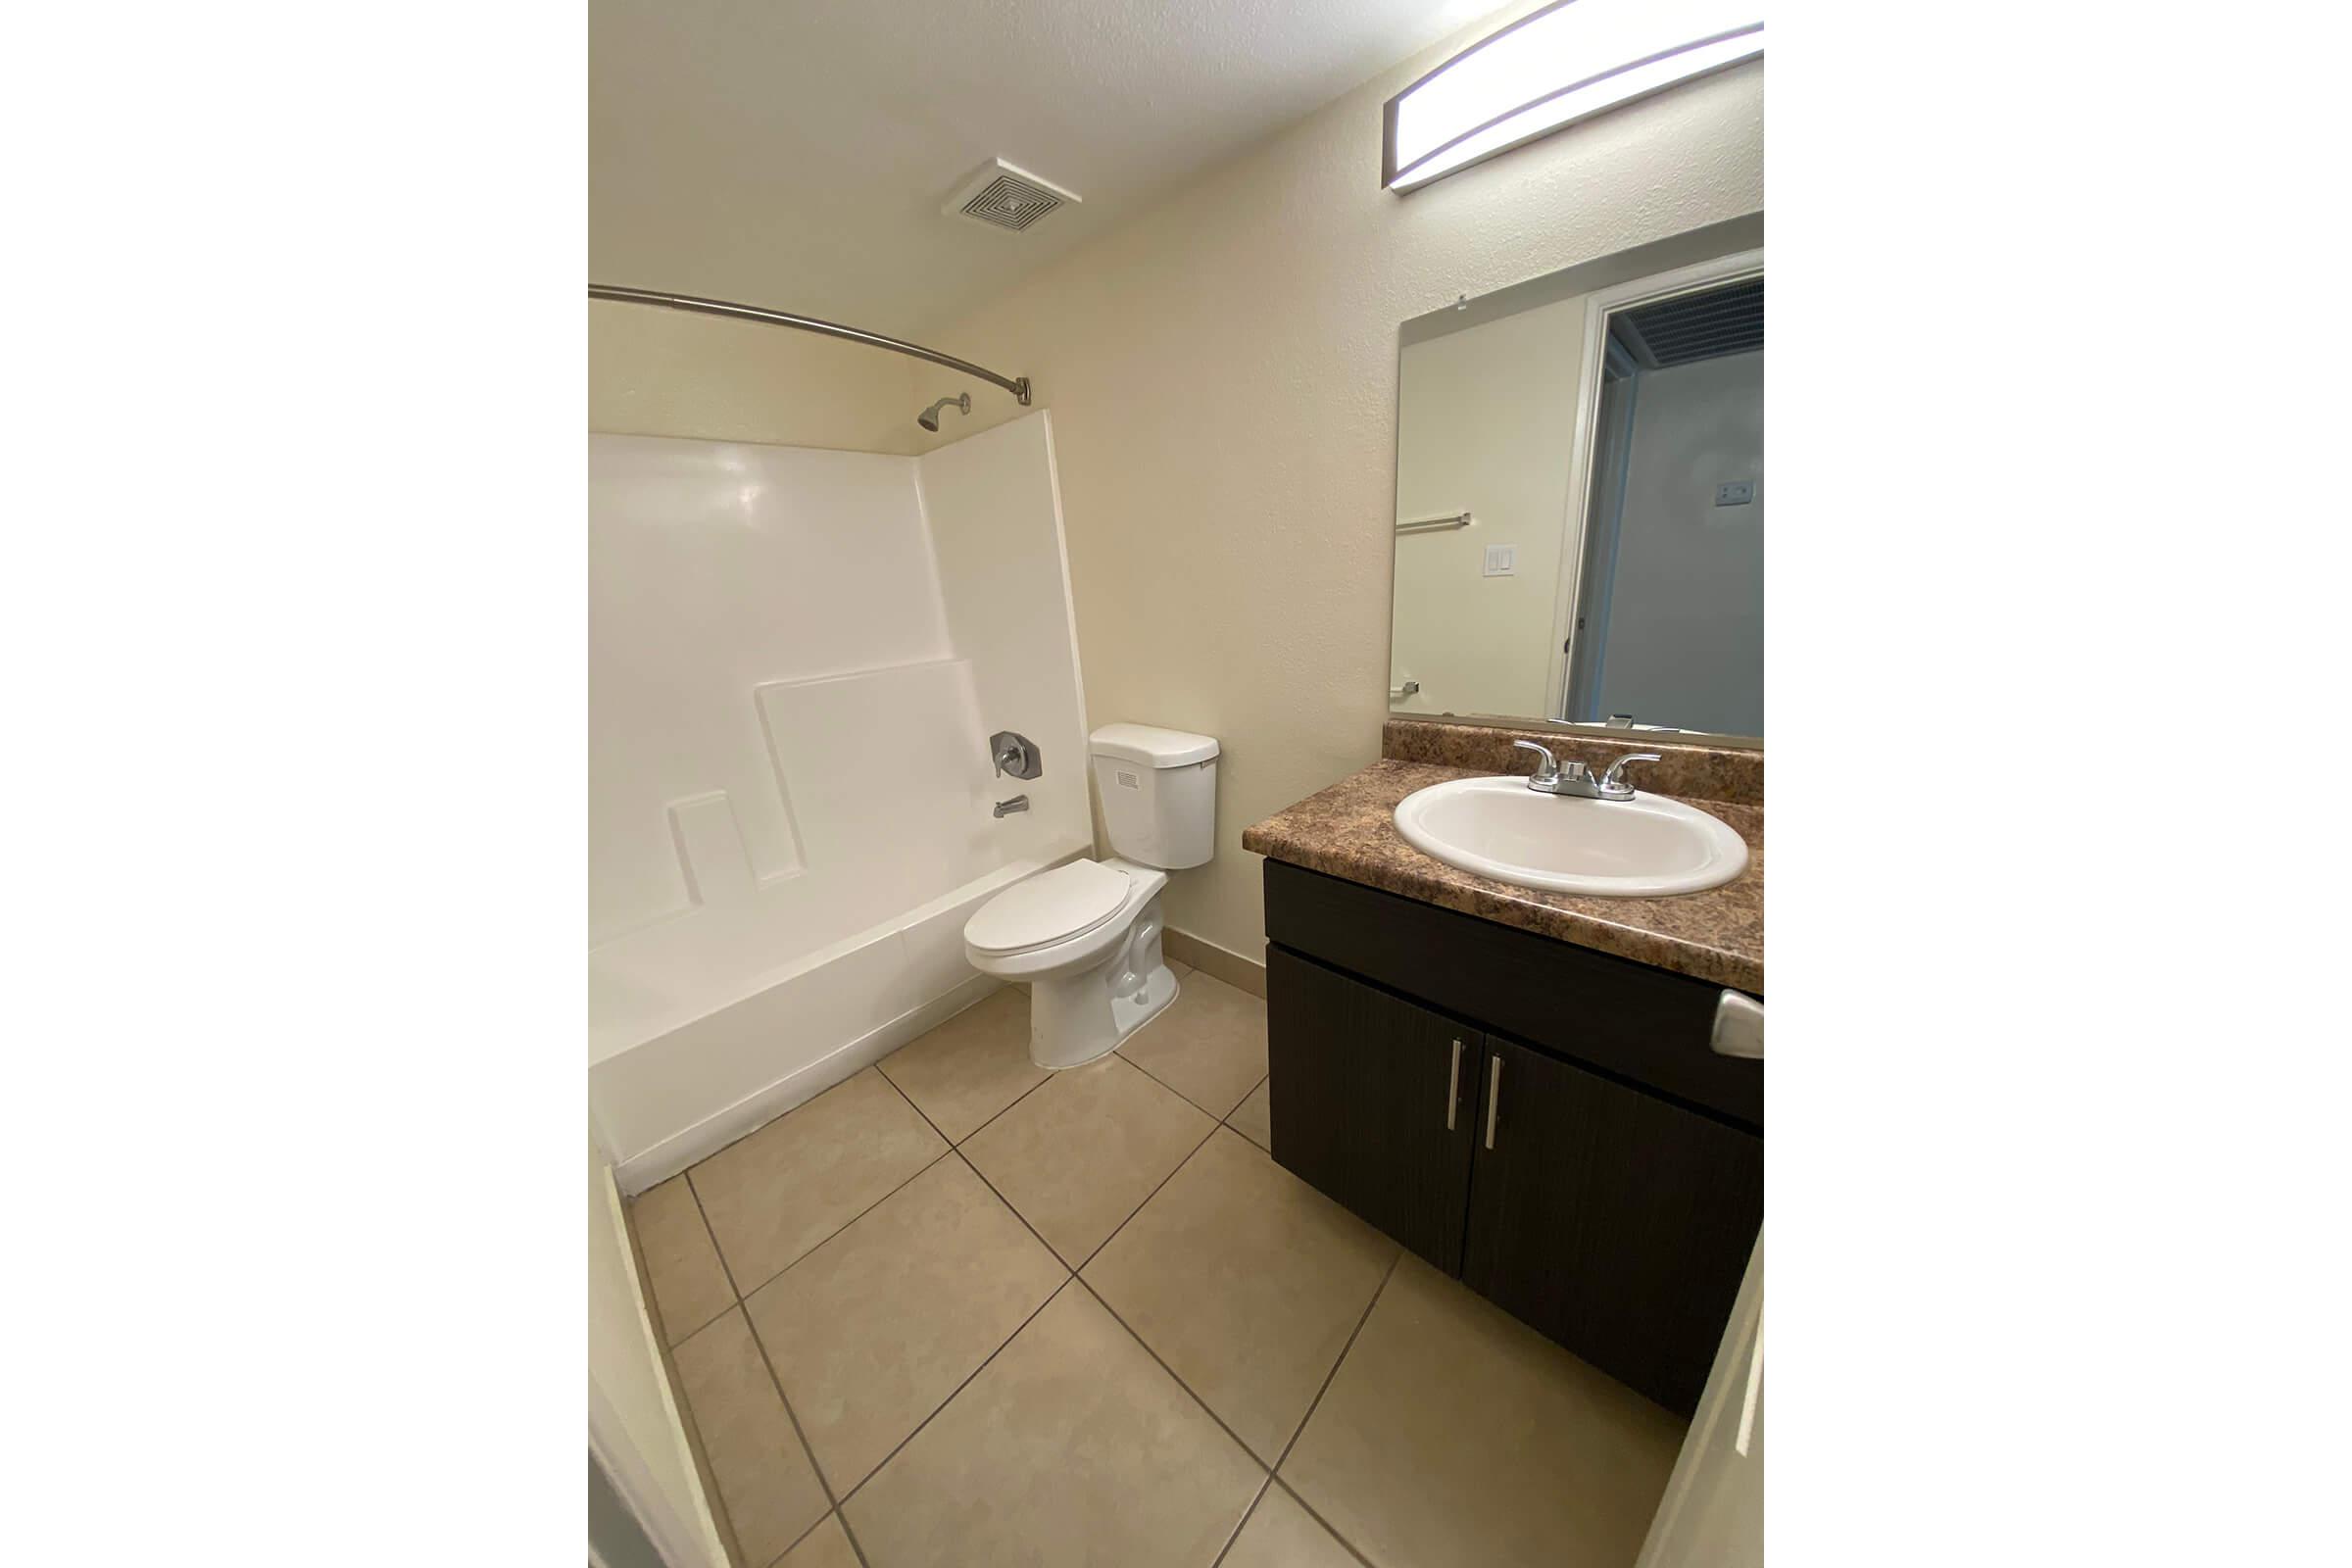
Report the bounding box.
[991,730,1042,780]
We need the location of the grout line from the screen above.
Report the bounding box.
[742,1296,843,1507]
[1076,1276,1272,1472]
[950,1148,1075,1280]
[715,1143,958,1305]
[729,1154,985,1503]
[832,1507,873,1568]
[721,1053,1069,1540]
[1071,1104,1223,1273]
[836,1275,1080,1512]
[1270,1478,1381,1568]
[683,1170,749,1303]
[761,1507,833,1568]
[668,1061,955,1568]
[950,1065,1054,1149]
[686,1000,1040,1309]
[1112,1037,1248,1122]
[873,1047,998,1143]
[690,990,1305,1564]
[1272,1250,1401,1474]
[877,987,1224,1273]
[672,1061,898,1197]
[662,1297,738,1352]
[620,1189,729,1353]
[690,1130,948,1561]
[1250,1255,1399,1568]
[1108,987,1183,1056]
[665,1186,751,1566]
[872,980,1054,1154]
[1206,1474,1275,1568]
[763,1349,834,1503]
[1219,1071,1273,1146]
[866,1059,1072,1271]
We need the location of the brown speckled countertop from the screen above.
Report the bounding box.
[1243,759,1763,995]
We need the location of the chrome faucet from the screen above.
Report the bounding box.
[1512,740,1662,802]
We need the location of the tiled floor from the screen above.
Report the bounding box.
[633,961,1688,1568]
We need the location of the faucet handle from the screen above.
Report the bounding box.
[1597,752,1663,798]
[1512,739,1560,783]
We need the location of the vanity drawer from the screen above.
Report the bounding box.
[1263,858,1760,1130]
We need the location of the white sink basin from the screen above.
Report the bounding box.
[1393,776,1748,898]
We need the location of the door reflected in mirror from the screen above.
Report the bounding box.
[1390,245,1763,741]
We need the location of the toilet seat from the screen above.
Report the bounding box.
[965,860,1133,956]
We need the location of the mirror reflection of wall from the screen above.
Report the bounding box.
[1390,246,1764,740]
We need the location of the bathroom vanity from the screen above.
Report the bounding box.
[1245,720,1763,1417]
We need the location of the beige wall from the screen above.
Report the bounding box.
[1392,291,1591,722]
[589,300,917,454]
[906,12,1764,960]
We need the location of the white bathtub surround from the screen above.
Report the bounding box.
[590,414,1090,1189]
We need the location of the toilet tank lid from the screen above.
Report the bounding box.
[1090,723,1219,767]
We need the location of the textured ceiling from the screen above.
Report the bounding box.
[589,0,1500,335]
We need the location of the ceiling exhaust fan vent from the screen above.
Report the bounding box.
[941,159,1081,233]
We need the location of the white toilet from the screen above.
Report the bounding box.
[964,723,1219,1069]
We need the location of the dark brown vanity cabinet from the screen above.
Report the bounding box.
[1265,948,1481,1272]
[1263,860,1762,1417]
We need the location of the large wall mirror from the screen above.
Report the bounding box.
[1389,220,1764,744]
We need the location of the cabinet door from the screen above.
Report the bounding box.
[1266,947,1480,1272]
[1463,1037,1762,1415]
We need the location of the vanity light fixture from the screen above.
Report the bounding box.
[1384,0,1763,192]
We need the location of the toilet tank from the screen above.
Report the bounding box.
[1090,723,1219,869]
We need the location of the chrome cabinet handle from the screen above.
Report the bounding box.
[1446,1038,1463,1130]
[1485,1056,1502,1150]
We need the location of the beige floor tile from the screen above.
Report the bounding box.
[959,1054,1215,1265]
[691,1068,949,1293]
[777,1514,861,1568]
[1084,1128,1396,1463]
[842,1282,1263,1568]
[1223,1483,1361,1568]
[1281,1256,1686,1568]
[1119,970,1269,1118]
[745,1154,1067,1495]
[1227,1074,1273,1152]
[876,986,1049,1143]
[671,1308,830,1567]
[630,1175,736,1346]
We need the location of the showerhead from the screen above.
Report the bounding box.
[917,392,971,432]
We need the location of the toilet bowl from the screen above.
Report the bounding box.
[963,857,1176,1069]
[964,722,1219,1069]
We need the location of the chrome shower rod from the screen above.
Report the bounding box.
[588,284,1031,406]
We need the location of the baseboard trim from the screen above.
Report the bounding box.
[612,972,1003,1195]
[1163,927,1267,1000]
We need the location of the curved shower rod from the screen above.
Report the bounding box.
[589,284,1031,407]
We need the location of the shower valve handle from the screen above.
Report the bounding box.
[991,730,1042,780]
